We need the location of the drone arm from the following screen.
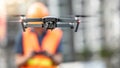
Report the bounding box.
[25,23,43,27]
[75,17,80,32]
[24,18,43,22]
[75,20,80,32]
[58,17,80,32]
[58,18,76,22]
[21,21,26,31]
[57,23,74,28]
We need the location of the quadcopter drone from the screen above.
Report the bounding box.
[13,15,89,32]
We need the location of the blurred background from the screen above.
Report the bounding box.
[0,0,120,68]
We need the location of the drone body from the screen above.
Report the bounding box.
[19,15,81,32]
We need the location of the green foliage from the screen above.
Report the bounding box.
[80,47,93,61]
[100,47,114,58]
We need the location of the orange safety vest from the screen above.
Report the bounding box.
[20,28,63,68]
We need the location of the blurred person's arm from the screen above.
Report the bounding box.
[14,33,33,66]
[52,41,63,65]
[53,53,63,65]
[15,53,32,66]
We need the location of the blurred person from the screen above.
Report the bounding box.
[14,2,63,68]
[0,0,6,44]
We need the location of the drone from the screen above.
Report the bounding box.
[12,15,89,32]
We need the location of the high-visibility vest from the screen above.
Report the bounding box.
[20,28,63,68]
